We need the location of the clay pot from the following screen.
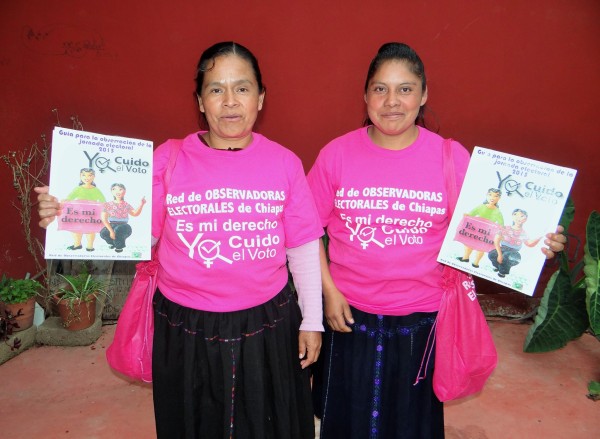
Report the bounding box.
[0,297,36,332]
[53,294,97,331]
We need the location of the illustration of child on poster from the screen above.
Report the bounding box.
[44,127,153,260]
[438,147,576,296]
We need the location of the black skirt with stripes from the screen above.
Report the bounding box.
[152,286,314,439]
[313,307,444,439]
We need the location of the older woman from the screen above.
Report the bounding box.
[36,41,323,439]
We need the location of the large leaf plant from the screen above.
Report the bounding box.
[523,199,599,399]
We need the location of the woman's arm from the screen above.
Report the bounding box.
[319,238,354,333]
[130,196,146,217]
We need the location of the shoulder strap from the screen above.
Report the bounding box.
[442,138,457,217]
[164,139,183,189]
[153,139,182,250]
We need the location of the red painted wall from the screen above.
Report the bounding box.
[1,1,598,293]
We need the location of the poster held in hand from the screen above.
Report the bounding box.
[45,127,153,261]
[437,147,576,296]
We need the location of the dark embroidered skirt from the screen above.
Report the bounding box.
[152,286,314,439]
[313,307,444,439]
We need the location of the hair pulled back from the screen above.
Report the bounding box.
[195,42,265,96]
[363,42,428,127]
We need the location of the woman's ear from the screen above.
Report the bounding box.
[197,94,205,113]
[258,91,265,111]
[420,86,428,106]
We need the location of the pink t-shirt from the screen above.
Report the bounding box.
[152,131,322,312]
[307,126,470,315]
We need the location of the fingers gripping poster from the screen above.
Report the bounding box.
[437,147,576,296]
[44,127,153,260]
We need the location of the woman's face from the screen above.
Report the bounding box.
[197,55,265,145]
[111,185,125,200]
[486,191,501,205]
[80,171,95,184]
[513,211,528,226]
[364,60,427,138]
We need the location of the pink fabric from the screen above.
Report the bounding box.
[106,252,158,382]
[307,127,470,315]
[432,267,497,401]
[286,239,324,331]
[152,132,323,315]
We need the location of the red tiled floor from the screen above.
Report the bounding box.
[1,321,598,438]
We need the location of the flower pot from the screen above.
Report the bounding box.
[53,294,97,331]
[0,297,36,332]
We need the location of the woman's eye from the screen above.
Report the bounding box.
[400,87,412,93]
[210,88,222,94]
[237,87,248,93]
[373,86,386,93]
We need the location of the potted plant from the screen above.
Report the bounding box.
[53,272,108,331]
[0,275,42,332]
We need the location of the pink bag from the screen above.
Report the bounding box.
[105,256,158,382]
[431,139,498,401]
[106,139,181,382]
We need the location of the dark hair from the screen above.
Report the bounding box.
[195,41,265,96]
[363,42,428,127]
[483,188,502,206]
[78,168,96,186]
[110,183,126,200]
[512,208,528,217]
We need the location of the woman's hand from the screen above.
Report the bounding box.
[34,186,61,229]
[542,225,567,259]
[298,331,321,369]
[324,288,354,333]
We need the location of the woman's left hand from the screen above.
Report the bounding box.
[298,330,321,369]
[542,225,567,259]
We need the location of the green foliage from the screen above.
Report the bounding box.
[524,210,600,353]
[0,275,41,304]
[584,211,600,334]
[56,273,107,303]
[588,381,600,401]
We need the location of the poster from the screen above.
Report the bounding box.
[44,127,153,260]
[437,147,576,295]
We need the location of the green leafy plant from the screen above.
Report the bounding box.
[524,203,599,353]
[523,203,600,398]
[0,275,42,304]
[54,272,108,327]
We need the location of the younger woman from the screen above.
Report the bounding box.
[308,42,565,438]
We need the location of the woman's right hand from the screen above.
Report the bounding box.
[34,186,61,229]
[324,287,354,333]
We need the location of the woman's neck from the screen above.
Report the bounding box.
[368,125,419,150]
[202,132,252,151]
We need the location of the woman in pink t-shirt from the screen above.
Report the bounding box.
[35,42,323,439]
[308,42,566,439]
